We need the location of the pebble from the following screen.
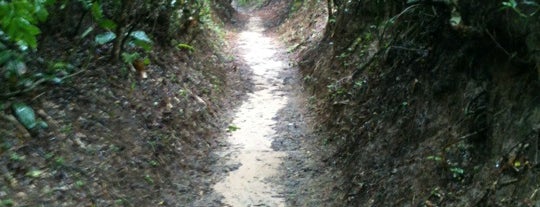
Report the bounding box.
[16,192,27,199]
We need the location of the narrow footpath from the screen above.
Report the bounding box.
[211,14,298,207]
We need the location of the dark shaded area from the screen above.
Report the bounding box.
[289,0,540,206]
[3,0,540,205]
[0,1,248,206]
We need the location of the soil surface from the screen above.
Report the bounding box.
[214,15,289,206]
[0,1,325,206]
[0,3,247,206]
[197,7,311,207]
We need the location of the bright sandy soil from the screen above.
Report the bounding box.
[213,16,291,207]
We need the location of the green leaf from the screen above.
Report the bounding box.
[130,31,152,43]
[37,120,48,128]
[75,180,85,188]
[0,199,14,207]
[426,156,442,161]
[34,4,49,22]
[177,43,195,51]
[0,50,14,65]
[121,52,140,64]
[51,62,71,71]
[0,3,10,20]
[227,125,240,132]
[9,17,41,49]
[6,60,27,76]
[99,19,117,30]
[95,31,116,45]
[132,39,152,51]
[144,174,154,184]
[9,152,25,161]
[502,0,518,8]
[49,77,63,84]
[142,57,150,65]
[0,0,51,50]
[523,0,539,5]
[23,21,42,36]
[510,0,518,7]
[130,31,153,51]
[79,0,92,9]
[91,1,104,20]
[450,167,464,175]
[12,103,37,130]
[25,169,43,178]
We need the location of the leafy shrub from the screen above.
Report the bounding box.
[0,0,53,50]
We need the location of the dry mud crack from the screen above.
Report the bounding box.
[200,14,307,207]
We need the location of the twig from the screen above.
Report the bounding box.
[458,131,482,141]
[442,128,486,150]
[31,91,47,102]
[485,29,511,57]
[350,48,384,80]
[499,178,519,187]
[379,4,422,43]
[0,69,86,99]
[531,187,539,200]
[0,78,47,99]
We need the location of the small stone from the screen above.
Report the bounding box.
[16,192,27,199]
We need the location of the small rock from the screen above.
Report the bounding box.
[224,163,242,172]
[16,192,27,199]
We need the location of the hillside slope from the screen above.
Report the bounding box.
[284,0,540,206]
[0,1,245,206]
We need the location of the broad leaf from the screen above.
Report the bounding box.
[132,39,152,51]
[130,31,153,43]
[34,4,49,22]
[99,19,117,30]
[130,30,153,51]
[78,0,93,9]
[91,1,104,20]
[121,52,140,64]
[6,60,27,76]
[0,50,14,65]
[12,103,37,130]
[49,76,63,84]
[95,31,116,45]
[130,31,153,51]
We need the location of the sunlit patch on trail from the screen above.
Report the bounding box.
[213,16,289,207]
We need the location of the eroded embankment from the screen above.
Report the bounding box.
[293,1,540,206]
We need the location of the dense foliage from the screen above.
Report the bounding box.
[0,0,214,94]
[0,0,220,122]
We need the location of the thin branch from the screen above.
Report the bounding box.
[485,29,512,57]
[0,69,86,99]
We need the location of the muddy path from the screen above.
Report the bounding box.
[205,12,307,207]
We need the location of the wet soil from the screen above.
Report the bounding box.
[0,1,326,206]
[198,9,312,207]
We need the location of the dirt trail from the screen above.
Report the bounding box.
[212,14,295,207]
